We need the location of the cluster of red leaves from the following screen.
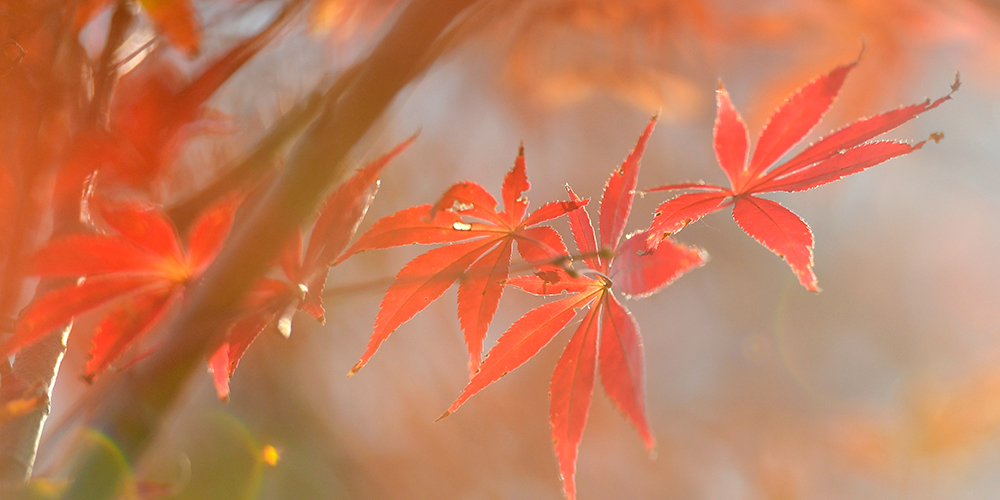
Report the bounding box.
[0,0,405,404]
[0,4,954,494]
[341,60,953,499]
[344,118,706,499]
[208,136,415,400]
[0,137,412,400]
[60,1,290,198]
[442,119,707,500]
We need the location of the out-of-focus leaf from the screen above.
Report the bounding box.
[1,198,239,381]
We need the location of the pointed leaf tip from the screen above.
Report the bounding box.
[748,59,856,178]
[599,118,657,251]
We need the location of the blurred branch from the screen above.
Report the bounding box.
[167,0,482,232]
[0,315,14,334]
[62,0,481,497]
[167,62,361,232]
[0,2,301,490]
[86,0,137,128]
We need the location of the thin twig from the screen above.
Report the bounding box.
[323,249,606,299]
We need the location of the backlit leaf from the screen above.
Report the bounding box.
[346,148,583,375]
[644,62,955,289]
[443,292,598,417]
[550,302,601,500]
[732,196,817,291]
[611,230,707,299]
[83,287,179,382]
[458,241,513,375]
[438,121,704,500]
[350,239,497,376]
[598,294,654,449]
[600,117,656,251]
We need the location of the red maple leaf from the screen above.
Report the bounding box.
[208,136,415,400]
[0,196,239,382]
[644,60,958,291]
[59,4,289,197]
[338,146,587,377]
[438,118,707,500]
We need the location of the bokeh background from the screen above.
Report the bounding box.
[38,0,1000,498]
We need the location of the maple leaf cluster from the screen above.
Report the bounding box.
[0,7,955,495]
[0,0,411,403]
[334,117,706,499]
[0,137,413,401]
[0,0,298,402]
[333,59,955,499]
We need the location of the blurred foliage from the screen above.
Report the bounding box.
[3,0,1000,498]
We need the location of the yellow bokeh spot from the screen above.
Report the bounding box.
[262,445,280,467]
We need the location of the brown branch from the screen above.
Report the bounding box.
[60,0,481,497]
[86,0,137,128]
